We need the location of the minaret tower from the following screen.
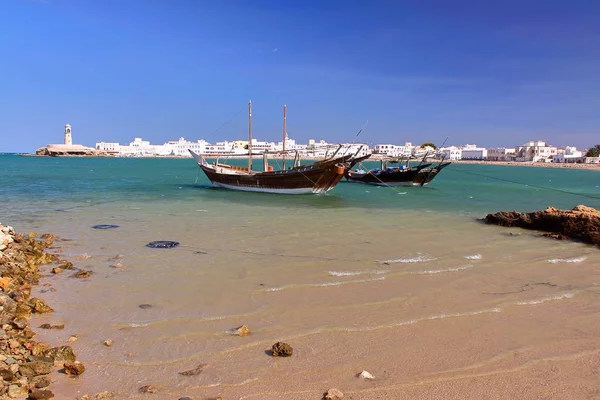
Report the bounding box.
[64,124,72,146]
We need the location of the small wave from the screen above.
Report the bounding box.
[311,277,386,287]
[379,255,437,264]
[547,256,586,264]
[341,308,501,332]
[263,276,386,292]
[515,293,574,305]
[464,254,482,260]
[328,270,388,277]
[414,265,473,275]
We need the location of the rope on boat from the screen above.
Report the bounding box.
[352,161,410,195]
[449,168,600,201]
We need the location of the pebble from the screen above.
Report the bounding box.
[28,389,55,400]
[68,335,78,342]
[232,324,251,336]
[103,339,114,347]
[72,270,92,279]
[95,391,115,399]
[324,388,344,399]
[357,370,375,380]
[64,361,85,376]
[139,385,158,393]
[271,341,293,357]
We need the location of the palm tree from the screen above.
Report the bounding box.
[419,142,437,149]
[585,145,600,157]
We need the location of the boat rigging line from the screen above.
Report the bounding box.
[449,168,600,201]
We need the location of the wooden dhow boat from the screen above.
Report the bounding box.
[190,102,363,194]
[345,155,451,187]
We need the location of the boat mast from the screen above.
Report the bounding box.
[282,104,287,169]
[248,100,252,171]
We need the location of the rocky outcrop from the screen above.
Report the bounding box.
[35,145,108,157]
[484,205,600,245]
[0,222,83,397]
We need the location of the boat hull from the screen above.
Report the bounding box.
[346,162,451,186]
[197,157,349,195]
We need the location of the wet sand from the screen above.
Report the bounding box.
[19,204,600,399]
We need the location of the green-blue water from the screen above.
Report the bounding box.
[2,154,599,221]
[3,153,600,399]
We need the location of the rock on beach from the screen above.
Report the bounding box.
[0,223,82,396]
[484,205,600,245]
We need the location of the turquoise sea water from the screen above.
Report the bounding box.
[2,154,599,220]
[2,153,600,399]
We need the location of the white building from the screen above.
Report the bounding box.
[460,144,488,160]
[487,147,516,162]
[440,146,462,160]
[553,146,583,163]
[159,137,209,156]
[516,140,558,162]
[372,142,415,157]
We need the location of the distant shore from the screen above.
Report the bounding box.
[17,153,600,170]
[450,159,600,170]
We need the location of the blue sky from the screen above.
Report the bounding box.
[1,0,598,152]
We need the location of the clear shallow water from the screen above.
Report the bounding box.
[2,155,599,219]
[2,154,600,399]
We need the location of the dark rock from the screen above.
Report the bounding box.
[0,293,17,324]
[138,304,152,309]
[271,342,293,357]
[92,225,119,230]
[138,385,158,393]
[28,356,54,363]
[19,360,54,377]
[31,375,51,388]
[43,346,76,364]
[323,388,344,399]
[72,270,92,279]
[146,241,179,249]
[484,205,600,246]
[12,317,28,330]
[178,363,207,376]
[63,361,85,376]
[28,388,55,399]
[56,260,73,269]
[0,368,15,381]
[178,397,193,400]
[39,324,64,330]
[29,298,54,314]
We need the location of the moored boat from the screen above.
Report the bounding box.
[190,102,363,194]
[345,156,451,187]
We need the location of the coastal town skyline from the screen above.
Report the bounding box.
[2,1,598,153]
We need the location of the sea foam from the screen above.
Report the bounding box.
[515,292,575,305]
[414,265,473,275]
[328,270,388,277]
[547,256,586,264]
[464,254,482,260]
[379,255,437,264]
